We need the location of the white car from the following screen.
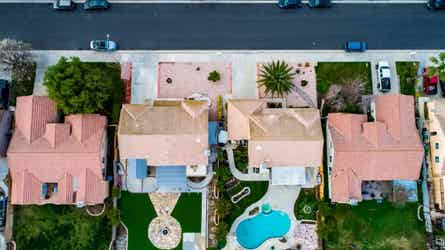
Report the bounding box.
[376,61,391,92]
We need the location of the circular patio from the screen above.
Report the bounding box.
[148,215,181,250]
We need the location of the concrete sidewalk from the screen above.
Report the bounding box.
[31,50,444,103]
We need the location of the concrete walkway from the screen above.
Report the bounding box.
[226,184,301,250]
[225,144,269,181]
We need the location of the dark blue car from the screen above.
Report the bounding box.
[427,0,445,9]
[278,0,302,8]
[344,41,367,52]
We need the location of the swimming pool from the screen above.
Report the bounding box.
[235,207,291,249]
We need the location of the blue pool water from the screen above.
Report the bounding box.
[236,209,291,249]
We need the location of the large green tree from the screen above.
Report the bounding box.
[428,52,445,81]
[43,56,123,122]
[258,61,296,99]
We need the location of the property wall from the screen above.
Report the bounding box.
[326,121,334,200]
[101,129,108,178]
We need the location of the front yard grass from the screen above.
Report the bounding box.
[13,204,111,250]
[294,188,319,221]
[316,62,372,114]
[119,191,201,250]
[396,61,420,96]
[318,200,425,249]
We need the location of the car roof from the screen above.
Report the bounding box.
[347,41,363,49]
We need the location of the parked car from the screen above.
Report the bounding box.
[427,0,445,9]
[84,0,109,10]
[376,61,391,92]
[423,67,438,95]
[278,0,302,8]
[344,41,367,52]
[90,34,117,51]
[308,0,331,8]
[53,0,76,10]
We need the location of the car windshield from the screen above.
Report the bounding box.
[94,41,106,48]
[381,78,390,89]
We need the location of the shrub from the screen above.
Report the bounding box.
[258,61,295,99]
[111,186,121,198]
[215,222,229,243]
[106,207,121,226]
[208,70,221,82]
[317,80,330,95]
[10,62,36,106]
[217,95,223,121]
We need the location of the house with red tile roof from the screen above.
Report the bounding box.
[8,96,108,205]
[227,99,323,186]
[425,99,445,211]
[327,94,423,204]
[118,99,210,192]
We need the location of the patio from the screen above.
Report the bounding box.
[158,62,232,119]
[257,62,317,108]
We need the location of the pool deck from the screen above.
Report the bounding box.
[225,185,301,250]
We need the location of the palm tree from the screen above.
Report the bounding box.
[428,52,445,80]
[258,61,296,99]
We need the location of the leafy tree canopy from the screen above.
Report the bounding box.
[428,52,445,81]
[43,57,122,120]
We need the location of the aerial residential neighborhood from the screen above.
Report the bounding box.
[0,0,444,250]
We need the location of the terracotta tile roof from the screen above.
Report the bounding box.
[328,94,423,203]
[118,100,209,166]
[8,96,108,205]
[227,99,323,167]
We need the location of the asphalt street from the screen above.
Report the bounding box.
[0,3,444,49]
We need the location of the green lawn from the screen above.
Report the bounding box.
[13,204,111,250]
[316,62,372,114]
[171,192,202,232]
[119,192,201,250]
[224,181,269,226]
[396,61,420,96]
[294,188,319,220]
[319,200,426,249]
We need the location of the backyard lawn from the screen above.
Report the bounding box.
[13,204,111,250]
[294,188,319,221]
[119,191,201,250]
[316,62,372,114]
[224,180,269,226]
[396,61,420,96]
[318,200,425,249]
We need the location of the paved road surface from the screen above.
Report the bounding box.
[0,3,444,49]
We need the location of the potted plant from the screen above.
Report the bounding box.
[208,70,221,82]
[301,80,309,87]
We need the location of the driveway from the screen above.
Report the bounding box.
[371,60,400,96]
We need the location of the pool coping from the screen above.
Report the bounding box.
[227,185,301,249]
